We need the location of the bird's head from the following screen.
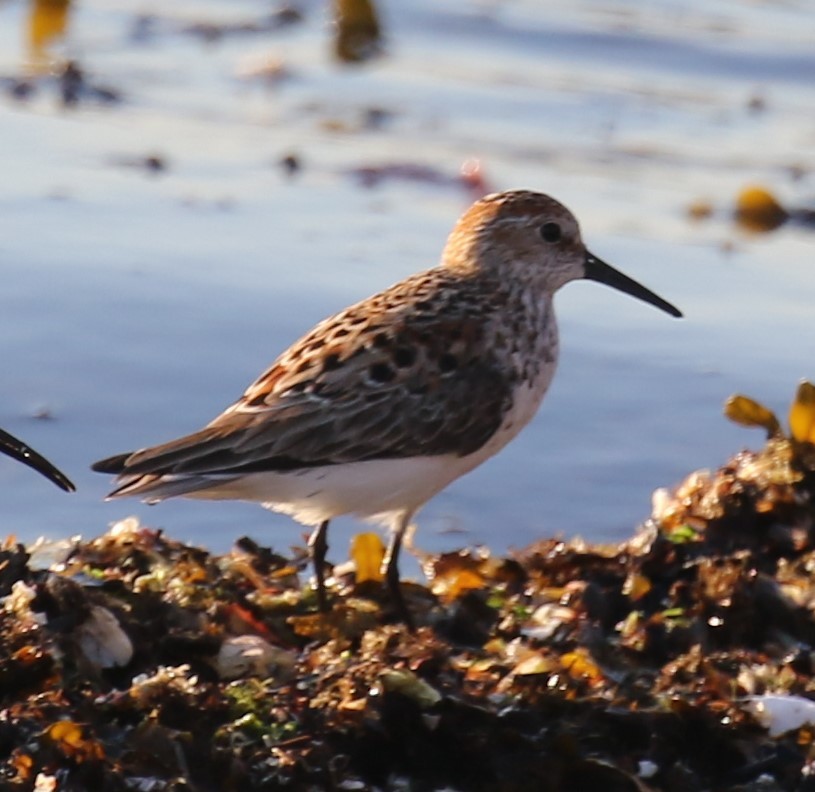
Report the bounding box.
[442,189,682,318]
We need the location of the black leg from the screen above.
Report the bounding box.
[308,520,330,612]
[383,514,415,631]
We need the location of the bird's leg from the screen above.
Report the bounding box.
[383,512,415,631]
[308,520,330,612]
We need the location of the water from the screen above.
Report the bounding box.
[0,0,813,566]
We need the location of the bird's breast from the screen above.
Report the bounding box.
[458,305,558,473]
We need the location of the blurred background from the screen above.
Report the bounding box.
[0,0,813,565]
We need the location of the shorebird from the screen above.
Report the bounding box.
[92,190,681,624]
[0,427,74,492]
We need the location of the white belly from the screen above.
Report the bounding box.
[191,454,463,525]
[186,359,557,527]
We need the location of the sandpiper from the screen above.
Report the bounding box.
[93,190,681,624]
[0,427,74,492]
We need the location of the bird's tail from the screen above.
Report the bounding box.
[104,471,234,503]
[91,453,132,475]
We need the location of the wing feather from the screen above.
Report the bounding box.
[96,269,514,481]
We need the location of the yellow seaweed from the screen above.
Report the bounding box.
[724,394,781,438]
[789,381,815,445]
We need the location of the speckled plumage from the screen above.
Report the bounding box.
[93,190,681,623]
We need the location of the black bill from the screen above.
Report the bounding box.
[0,427,75,492]
[584,252,682,318]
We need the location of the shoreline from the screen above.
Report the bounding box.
[1,402,814,790]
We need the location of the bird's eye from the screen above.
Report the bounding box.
[540,222,562,243]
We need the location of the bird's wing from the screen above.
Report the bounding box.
[95,270,513,478]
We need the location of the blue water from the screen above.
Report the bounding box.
[0,0,813,570]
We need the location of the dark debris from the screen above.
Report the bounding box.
[2,420,815,789]
[1,60,122,108]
